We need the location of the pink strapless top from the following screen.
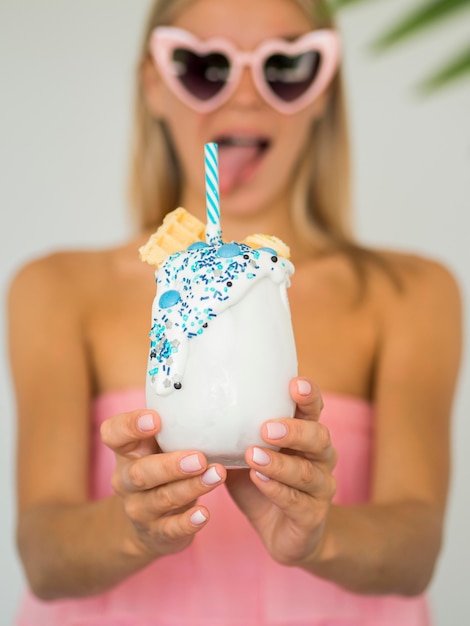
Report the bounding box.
[17,389,431,626]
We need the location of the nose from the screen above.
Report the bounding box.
[226,66,264,109]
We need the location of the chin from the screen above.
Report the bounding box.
[219,200,268,226]
[221,185,278,218]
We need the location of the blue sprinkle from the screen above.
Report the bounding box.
[159,290,181,309]
[258,247,278,256]
[217,243,241,258]
[187,241,209,251]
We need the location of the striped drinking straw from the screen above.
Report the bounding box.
[204,142,222,245]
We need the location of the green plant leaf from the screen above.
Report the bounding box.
[372,0,470,50]
[329,0,376,8]
[330,0,470,93]
[419,43,470,91]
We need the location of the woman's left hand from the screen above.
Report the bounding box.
[225,378,337,566]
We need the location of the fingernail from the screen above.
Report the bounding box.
[180,453,203,473]
[255,471,271,482]
[252,447,270,466]
[201,467,223,486]
[297,380,312,396]
[137,414,155,432]
[190,510,207,526]
[266,422,287,440]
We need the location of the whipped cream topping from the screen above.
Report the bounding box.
[148,241,294,395]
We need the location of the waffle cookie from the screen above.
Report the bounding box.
[139,207,206,268]
[242,233,291,259]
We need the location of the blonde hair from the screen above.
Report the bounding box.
[128,0,353,248]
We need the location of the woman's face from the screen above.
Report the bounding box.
[146,0,328,222]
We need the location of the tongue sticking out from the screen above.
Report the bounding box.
[218,142,265,195]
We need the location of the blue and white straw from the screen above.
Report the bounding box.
[204,142,222,244]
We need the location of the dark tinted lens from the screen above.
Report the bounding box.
[264,51,321,102]
[172,48,230,101]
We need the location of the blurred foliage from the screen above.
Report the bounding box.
[331,0,470,92]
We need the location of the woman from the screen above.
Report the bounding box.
[9,0,462,624]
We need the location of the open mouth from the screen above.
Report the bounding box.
[214,135,271,194]
[217,136,270,151]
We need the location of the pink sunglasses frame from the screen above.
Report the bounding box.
[149,26,341,115]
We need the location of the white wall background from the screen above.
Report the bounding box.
[0,1,469,624]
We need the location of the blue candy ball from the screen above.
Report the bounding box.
[159,290,181,309]
[258,247,278,256]
[217,243,241,258]
[187,241,209,251]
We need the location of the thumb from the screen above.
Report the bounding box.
[290,378,324,422]
[100,409,160,458]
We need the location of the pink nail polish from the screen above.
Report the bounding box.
[137,414,155,432]
[297,380,312,396]
[180,454,203,473]
[252,447,270,466]
[190,510,207,526]
[255,471,270,482]
[201,467,222,486]
[266,422,287,440]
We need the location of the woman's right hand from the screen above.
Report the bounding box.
[100,409,227,559]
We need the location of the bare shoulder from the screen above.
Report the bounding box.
[369,248,462,314]
[8,238,144,314]
[367,248,463,389]
[9,249,99,300]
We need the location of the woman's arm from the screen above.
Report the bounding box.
[233,256,461,596]
[303,257,462,595]
[9,254,225,600]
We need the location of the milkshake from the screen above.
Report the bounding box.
[140,145,297,466]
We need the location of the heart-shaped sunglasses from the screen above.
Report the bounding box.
[149,27,341,115]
